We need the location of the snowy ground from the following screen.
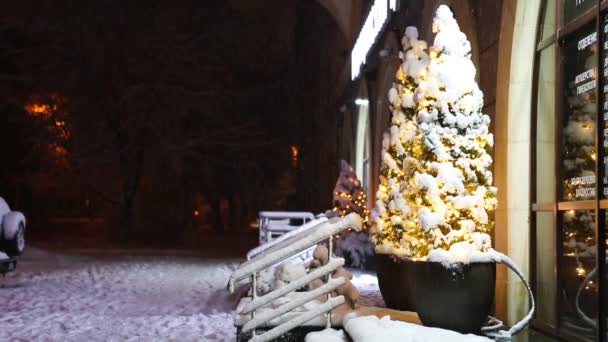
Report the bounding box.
[350,270,384,308]
[0,248,245,341]
[0,248,551,342]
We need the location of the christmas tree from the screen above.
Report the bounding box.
[371,5,497,261]
[330,160,370,224]
[329,160,373,268]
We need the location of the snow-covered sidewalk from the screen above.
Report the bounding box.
[0,248,243,341]
[0,248,542,341]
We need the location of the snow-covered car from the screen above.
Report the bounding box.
[0,197,26,257]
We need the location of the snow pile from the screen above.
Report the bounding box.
[372,5,497,262]
[257,267,277,294]
[258,260,322,295]
[427,241,502,266]
[305,328,348,342]
[0,251,8,260]
[344,315,492,342]
[275,261,307,288]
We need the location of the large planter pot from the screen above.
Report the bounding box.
[376,253,414,311]
[408,260,496,334]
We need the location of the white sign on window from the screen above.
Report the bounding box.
[351,0,398,80]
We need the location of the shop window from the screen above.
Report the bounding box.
[562,0,597,27]
[602,13,608,199]
[532,0,607,340]
[561,22,597,202]
[560,210,598,339]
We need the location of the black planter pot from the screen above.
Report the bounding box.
[375,253,414,311]
[408,260,496,334]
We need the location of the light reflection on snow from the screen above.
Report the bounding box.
[352,273,378,285]
[348,269,385,308]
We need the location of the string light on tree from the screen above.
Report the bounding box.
[330,160,375,269]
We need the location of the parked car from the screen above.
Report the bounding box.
[0,197,26,257]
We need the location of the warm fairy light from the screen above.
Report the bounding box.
[193,210,200,217]
[25,103,53,116]
[25,94,71,156]
[24,93,66,117]
[291,145,299,161]
[51,145,67,157]
[576,267,586,277]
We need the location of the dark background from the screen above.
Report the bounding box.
[0,0,352,250]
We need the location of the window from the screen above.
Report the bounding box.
[563,0,597,26]
[532,0,608,340]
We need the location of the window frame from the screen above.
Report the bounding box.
[531,0,608,340]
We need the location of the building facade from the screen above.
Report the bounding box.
[320,0,608,340]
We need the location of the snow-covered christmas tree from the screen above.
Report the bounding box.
[371,5,497,261]
[330,160,370,224]
[329,160,374,268]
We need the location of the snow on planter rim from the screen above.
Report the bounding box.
[375,242,503,268]
[426,241,503,267]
